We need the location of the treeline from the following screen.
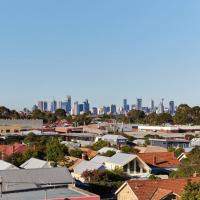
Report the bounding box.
[122,104,200,125]
[1,104,200,125]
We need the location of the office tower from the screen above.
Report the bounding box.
[79,104,84,113]
[73,101,79,115]
[83,99,90,113]
[123,99,129,113]
[51,100,57,113]
[151,99,155,112]
[136,98,142,110]
[38,101,44,111]
[169,101,175,115]
[66,95,72,114]
[92,107,98,115]
[32,105,38,112]
[58,101,63,109]
[43,101,48,112]
[158,98,164,114]
[111,104,117,115]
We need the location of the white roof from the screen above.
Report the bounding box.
[105,153,137,166]
[0,160,18,170]
[98,147,118,154]
[90,156,110,164]
[101,134,128,141]
[20,158,52,169]
[73,160,105,175]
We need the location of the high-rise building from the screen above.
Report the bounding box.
[92,107,98,115]
[66,95,72,114]
[123,99,129,113]
[136,99,142,110]
[32,104,38,112]
[73,101,79,116]
[158,98,164,114]
[38,101,44,111]
[79,104,84,113]
[111,104,117,115]
[151,99,155,112]
[43,101,48,112]
[51,100,57,113]
[83,99,90,113]
[169,101,175,115]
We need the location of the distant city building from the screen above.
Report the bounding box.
[150,99,155,112]
[158,98,165,114]
[111,104,117,115]
[83,99,90,113]
[37,101,44,111]
[32,104,38,111]
[92,107,98,115]
[79,104,84,113]
[66,95,72,114]
[169,101,175,115]
[123,99,129,113]
[73,101,79,115]
[43,101,48,112]
[51,100,57,113]
[136,99,142,110]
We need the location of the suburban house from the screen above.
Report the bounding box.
[0,143,27,159]
[101,134,128,145]
[0,167,100,200]
[105,153,151,177]
[0,160,19,170]
[72,160,105,182]
[90,155,110,164]
[20,158,52,169]
[115,178,200,200]
[138,152,180,174]
[149,139,190,149]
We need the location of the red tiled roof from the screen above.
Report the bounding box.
[0,143,27,156]
[138,152,180,168]
[126,178,200,200]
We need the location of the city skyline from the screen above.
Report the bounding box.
[1,1,200,109]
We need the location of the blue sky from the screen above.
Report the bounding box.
[0,1,200,110]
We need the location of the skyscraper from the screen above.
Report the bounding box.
[92,107,98,115]
[136,98,142,110]
[151,99,155,113]
[73,101,79,116]
[38,101,44,111]
[123,99,129,113]
[66,95,72,114]
[51,100,57,113]
[158,98,164,114]
[43,101,48,112]
[83,99,90,113]
[169,101,175,115]
[111,104,117,115]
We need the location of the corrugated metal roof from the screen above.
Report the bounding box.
[73,161,105,175]
[0,160,19,170]
[20,158,52,169]
[101,134,128,141]
[105,153,137,166]
[0,167,73,192]
[90,156,110,164]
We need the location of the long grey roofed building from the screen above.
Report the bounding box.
[0,167,74,193]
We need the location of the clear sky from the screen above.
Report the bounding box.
[0,0,200,110]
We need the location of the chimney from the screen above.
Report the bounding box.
[153,155,157,165]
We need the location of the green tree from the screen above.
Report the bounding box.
[69,149,82,158]
[102,150,116,157]
[181,181,200,200]
[92,140,109,151]
[54,109,66,119]
[46,138,68,164]
[24,133,37,145]
[121,145,138,154]
[127,110,146,123]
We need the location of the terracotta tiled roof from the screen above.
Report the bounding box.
[151,188,172,200]
[0,143,27,157]
[80,148,97,159]
[138,152,180,168]
[126,178,200,200]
